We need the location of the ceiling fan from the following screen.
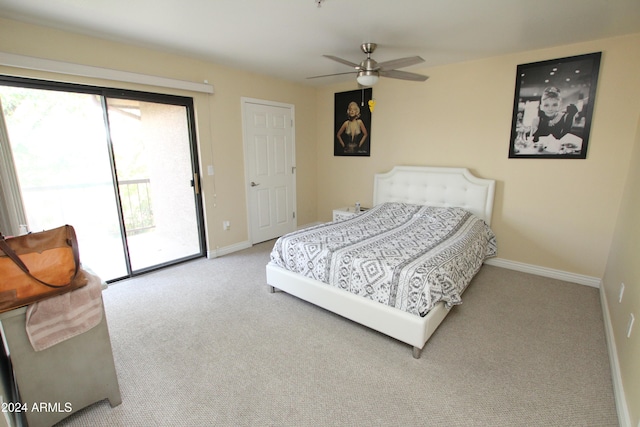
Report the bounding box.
[308,43,429,86]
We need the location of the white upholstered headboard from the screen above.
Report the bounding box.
[373,166,496,225]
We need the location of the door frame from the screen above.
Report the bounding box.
[104,89,207,276]
[241,97,296,244]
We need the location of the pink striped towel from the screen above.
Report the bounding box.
[25,269,104,352]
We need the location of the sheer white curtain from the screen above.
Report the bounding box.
[0,97,27,236]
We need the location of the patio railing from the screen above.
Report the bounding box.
[119,178,155,234]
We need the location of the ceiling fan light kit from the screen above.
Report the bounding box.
[309,42,428,86]
[356,70,379,87]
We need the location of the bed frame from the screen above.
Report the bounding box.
[266,166,495,358]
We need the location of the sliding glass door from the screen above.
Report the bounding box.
[0,78,205,282]
[0,84,129,280]
[105,96,203,272]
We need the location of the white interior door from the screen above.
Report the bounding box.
[242,99,296,244]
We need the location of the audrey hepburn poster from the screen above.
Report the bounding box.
[508,52,601,159]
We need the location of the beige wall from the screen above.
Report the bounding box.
[603,115,640,426]
[316,34,640,279]
[0,17,318,254]
[1,16,638,424]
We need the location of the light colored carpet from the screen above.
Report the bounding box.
[56,241,618,426]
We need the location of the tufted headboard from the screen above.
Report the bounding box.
[372,166,496,225]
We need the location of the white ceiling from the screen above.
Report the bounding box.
[1,0,639,86]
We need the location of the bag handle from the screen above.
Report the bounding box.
[0,226,80,289]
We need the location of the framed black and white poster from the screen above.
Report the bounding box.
[508,52,601,159]
[334,88,372,156]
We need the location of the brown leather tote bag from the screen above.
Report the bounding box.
[0,225,88,313]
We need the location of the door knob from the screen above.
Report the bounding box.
[251,181,260,187]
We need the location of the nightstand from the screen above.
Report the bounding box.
[333,206,365,222]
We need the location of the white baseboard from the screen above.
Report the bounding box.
[487,257,630,425]
[484,257,601,288]
[210,246,602,288]
[207,224,322,259]
[207,240,252,258]
[599,285,632,427]
[206,224,322,259]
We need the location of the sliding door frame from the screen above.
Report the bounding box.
[0,75,207,280]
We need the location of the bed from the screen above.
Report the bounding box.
[266,166,496,358]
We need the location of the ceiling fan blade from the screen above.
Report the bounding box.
[379,69,429,82]
[306,71,357,79]
[323,55,360,68]
[377,56,425,71]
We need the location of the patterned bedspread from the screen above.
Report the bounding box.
[270,202,497,317]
